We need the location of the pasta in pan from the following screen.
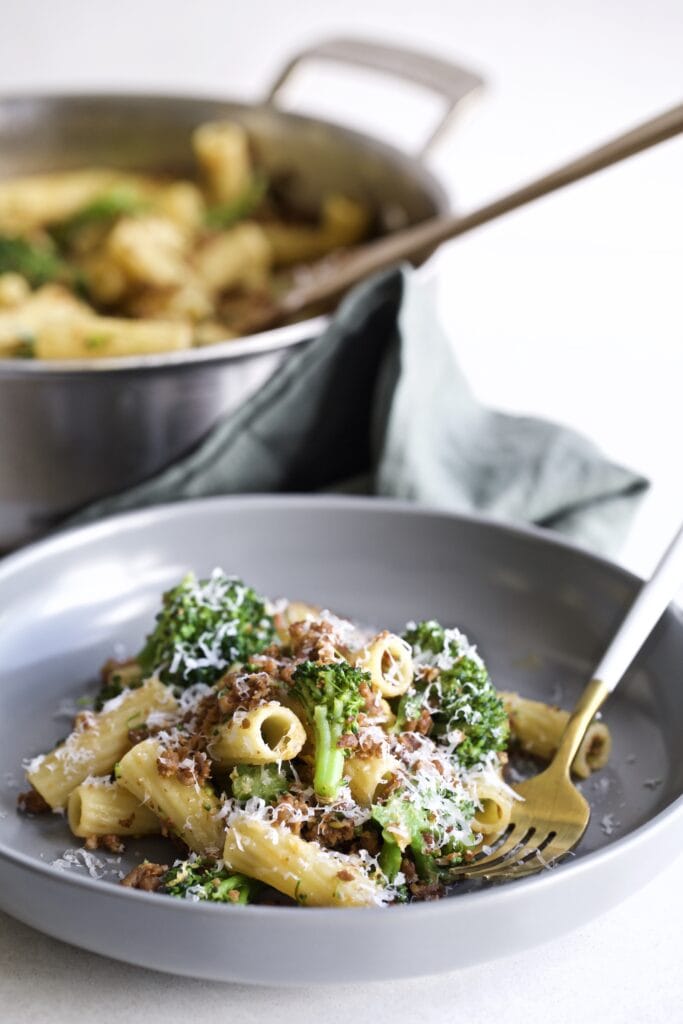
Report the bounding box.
[18,569,612,907]
[0,121,372,359]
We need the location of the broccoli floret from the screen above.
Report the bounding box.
[230,763,289,803]
[137,570,276,688]
[290,660,368,801]
[161,858,259,904]
[51,188,147,248]
[0,234,69,287]
[372,781,477,883]
[399,621,509,768]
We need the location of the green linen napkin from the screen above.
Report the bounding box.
[70,266,647,554]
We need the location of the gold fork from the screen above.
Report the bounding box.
[461,521,683,882]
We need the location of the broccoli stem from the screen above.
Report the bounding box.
[379,838,402,882]
[313,703,346,800]
[411,842,434,881]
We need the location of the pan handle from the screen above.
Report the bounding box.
[264,37,484,158]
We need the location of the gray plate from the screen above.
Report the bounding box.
[0,496,681,984]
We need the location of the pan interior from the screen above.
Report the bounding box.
[0,93,445,235]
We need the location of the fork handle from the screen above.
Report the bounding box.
[594,520,683,691]
[552,521,683,774]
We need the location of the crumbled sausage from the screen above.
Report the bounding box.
[273,793,311,835]
[217,670,275,715]
[310,814,355,849]
[156,747,210,786]
[17,788,51,815]
[404,708,433,736]
[288,619,347,664]
[85,833,125,854]
[128,725,150,745]
[121,861,168,891]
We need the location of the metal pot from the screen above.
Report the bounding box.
[0,38,482,548]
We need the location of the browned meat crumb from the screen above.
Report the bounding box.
[409,878,443,901]
[398,732,424,752]
[337,732,358,750]
[309,814,356,849]
[217,669,276,715]
[156,747,210,786]
[17,788,51,815]
[85,833,125,854]
[336,869,354,881]
[401,856,443,900]
[403,708,433,736]
[288,619,347,664]
[128,725,150,745]
[273,793,310,835]
[247,649,282,675]
[118,814,134,829]
[352,718,387,758]
[359,682,385,718]
[402,857,417,883]
[348,827,382,858]
[121,861,168,891]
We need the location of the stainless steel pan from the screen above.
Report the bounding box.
[0,38,482,548]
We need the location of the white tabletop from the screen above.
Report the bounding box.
[0,0,681,1018]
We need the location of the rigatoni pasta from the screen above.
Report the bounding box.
[67,780,160,838]
[500,691,611,779]
[223,816,382,907]
[116,738,225,855]
[26,678,176,809]
[209,702,307,766]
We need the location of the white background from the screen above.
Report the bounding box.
[0,1,681,1020]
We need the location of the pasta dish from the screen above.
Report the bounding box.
[0,121,370,359]
[19,570,611,907]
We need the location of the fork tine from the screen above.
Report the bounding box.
[462,824,538,877]
[486,832,580,880]
[506,834,579,876]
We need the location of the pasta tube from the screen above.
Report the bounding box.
[27,678,176,810]
[263,194,370,267]
[195,222,271,292]
[0,284,93,356]
[345,754,399,807]
[501,691,611,779]
[116,738,224,854]
[0,169,151,233]
[155,181,206,235]
[471,775,514,841]
[209,702,306,767]
[355,631,413,698]
[67,780,160,838]
[0,273,30,309]
[106,215,188,289]
[193,121,253,204]
[33,314,192,360]
[223,817,382,907]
